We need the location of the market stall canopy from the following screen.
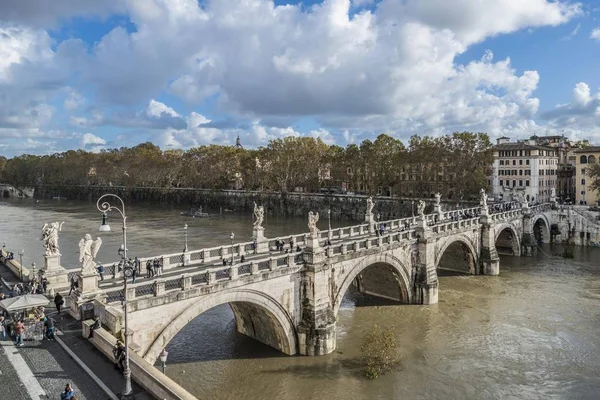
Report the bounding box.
[0,294,50,312]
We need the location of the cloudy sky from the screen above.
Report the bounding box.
[1,0,599,156]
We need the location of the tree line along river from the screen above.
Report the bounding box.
[1,198,599,400]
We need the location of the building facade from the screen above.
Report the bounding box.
[492,137,558,204]
[574,147,600,206]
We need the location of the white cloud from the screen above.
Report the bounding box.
[591,27,600,40]
[63,88,86,110]
[0,0,593,156]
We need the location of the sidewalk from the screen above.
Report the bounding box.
[0,263,153,400]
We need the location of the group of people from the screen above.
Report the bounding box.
[145,258,163,278]
[274,238,301,253]
[0,305,56,346]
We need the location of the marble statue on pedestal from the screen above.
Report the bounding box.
[366,197,374,216]
[480,188,488,207]
[434,193,441,206]
[308,211,320,238]
[253,202,264,229]
[78,234,103,274]
[41,221,64,256]
[417,200,426,217]
[550,188,556,198]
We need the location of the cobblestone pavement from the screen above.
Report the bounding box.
[0,263,151,400]
[18,337,108,400]
[0,343,33,400]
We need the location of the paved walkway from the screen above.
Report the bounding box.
[0,263,153,400]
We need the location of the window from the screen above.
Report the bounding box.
[580,155,588,164]
[519,180,523,186]
[519,169,523,176]
[520,150,523,156]
[526,180,530,186]
[589,155,596,164]
[581,190,586,195]
[512,160,516,165]
[526,159,530,165]
[582,179,586,185]
[582,169,586,176]
[499,160,504,166]
[519,160,523,165]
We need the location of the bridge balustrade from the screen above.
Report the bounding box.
[431,217,479,234]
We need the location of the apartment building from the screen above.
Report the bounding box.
[574,147,600,205]
[491,137,558,203]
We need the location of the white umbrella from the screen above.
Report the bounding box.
[0,294,50,312]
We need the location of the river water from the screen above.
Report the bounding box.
[1,198,599,400]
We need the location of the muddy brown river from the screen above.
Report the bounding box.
[1,198,599,400]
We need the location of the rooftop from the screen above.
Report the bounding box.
[493,142,557,152]
[573,146,600,153]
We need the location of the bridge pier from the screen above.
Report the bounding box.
[298,237,336,356]
[479,212,500,275]
[414,220,439,305]
[521,208,535,256]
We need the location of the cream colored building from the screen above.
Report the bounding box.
[574,147,600,206]
[492,137,558,203]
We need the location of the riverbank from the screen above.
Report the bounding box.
[33,185,477,220]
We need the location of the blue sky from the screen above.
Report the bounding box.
[1,0,599,156]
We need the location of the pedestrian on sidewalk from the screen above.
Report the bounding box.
[113,340,126,373]
[54,292,64,314]
[14,319,24,347]
[97,264,105,281]
[0,316,6,340]
[88,316,100,339]
[44,316,55,340]
[60,383,75,400]
[131,267,137,284]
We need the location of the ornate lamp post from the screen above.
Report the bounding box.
[327,209,332,239]
[96,194,134,400]
[230,233,235,264]
[411,200,415,217]
[17,249,24,281]
[159,348,168,374]
[183,224,188,253]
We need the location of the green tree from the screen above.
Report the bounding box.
[587,162,600,203]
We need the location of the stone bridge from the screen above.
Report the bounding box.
[73,201,554,365]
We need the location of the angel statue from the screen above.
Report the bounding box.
[308,211,320,238]
[41,221,64,256]
[253,202,264,229]
[366,197,374,216]
[434,192,441,206]
[78,234,103,274]
[417,200,426,217]
[480,188,488,207]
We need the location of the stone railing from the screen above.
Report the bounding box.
[442,206,481,221]
[431,217,480,235]
[102,251,303,304]
[488,209,522,223]
[324,228,419,258]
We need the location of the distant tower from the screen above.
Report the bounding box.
[235,135,243,148]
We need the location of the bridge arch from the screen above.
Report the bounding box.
[333,253,412,316]
[531,214,551,243]
[494,223,521,256]
[435,233,479,274]
[143,289,298,364]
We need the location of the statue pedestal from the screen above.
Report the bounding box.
[434,204,443,222]
[252,227,269,254]
[417,216,428,230]
[303,235,324,264]
[365,213,374,234]
[42,254,69,291]
[69,272,102,320]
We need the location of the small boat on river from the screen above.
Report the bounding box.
[180,207,213,218]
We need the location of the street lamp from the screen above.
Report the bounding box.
[159,348,168,374]
[411,200,415,217]
[230,233,235,264]
[99,212,111,232]
[97,194,134,400]
[17,249,24,281]
[183,224,188,253]
[327,209,332,239]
